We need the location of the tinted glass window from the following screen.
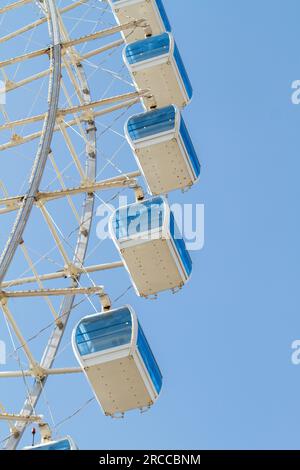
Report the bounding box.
[75,308,132,356]
[127,106,176,141]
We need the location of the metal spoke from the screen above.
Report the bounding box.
[0,0,142,450]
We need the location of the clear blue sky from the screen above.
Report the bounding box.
[1,0,300,450]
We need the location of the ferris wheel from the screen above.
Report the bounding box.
[0,0,200,450]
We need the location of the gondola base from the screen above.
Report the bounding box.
[132,60,188,110]
[121,237,185,296]
[135,135,195,194]
[84,354,154,416]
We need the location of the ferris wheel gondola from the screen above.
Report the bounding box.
[124,32,193,110]
[0,0,198,450]
[72,306,162,417]
[125,105,201,195]
[109,197,192,297]
[23,436,78,451]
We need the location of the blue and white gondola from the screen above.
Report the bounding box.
[23,436,78,450]
[108,0,171,43]
[109,197,192,297]
[72,306,162,416]
[125,105,201,195]
[123,32,193,110]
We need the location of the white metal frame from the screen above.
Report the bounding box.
[0,0,195,449]
[109,0,168,43]
[0,0,147,449]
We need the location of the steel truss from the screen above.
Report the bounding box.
[0,0,144,449]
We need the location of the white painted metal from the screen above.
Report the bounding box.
[0,90,149,132]
[0,299,39,371]
[0,2,61,286]
[0,0,167,450]
[1,261,124,289]
[0,1,88,44]
[0,368,83,378]
[0,19,145,69]
[2,40,124,95]
[0,172,140,215]
[1,286,104,298]
[0,95,146,152]
[0,0,32,15]
[109,0,167,43]
[2,0,99,450]
[0,413,43,424]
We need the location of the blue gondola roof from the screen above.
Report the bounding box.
[111,197,165,240]
[75,307,132,356]
[73,306,163,395]
[27,438,74,451]
[126,105,200,179]
[111,198,192,277]
[127,105,176,141]
[125,33,193,100]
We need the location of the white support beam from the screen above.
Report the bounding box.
[1,0,98,451]
[5,69,51,92]
[0,299,39,370]
[0,1,88,44]
[20,242,59,322]
[0,367,83,378]
[45,367,83,376]
[38,203,71,267]
[59,90,147,119]
[0,19,145,68]
[1,261,124,289]
[0,286,104,298]
[0,171,140,214]
[0,413,43,424]
[81,39,124,62]
[38,171,140,201]
[4,39,124,93]
[0,46,50,69]
[0,0,32,15]
[48,151,81,224]
[0,403,15,434]
[62,19,145,49]
[58,122,86,180]
[57,11,90,106]
[0,90,148,131]
[0,96,142,151]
